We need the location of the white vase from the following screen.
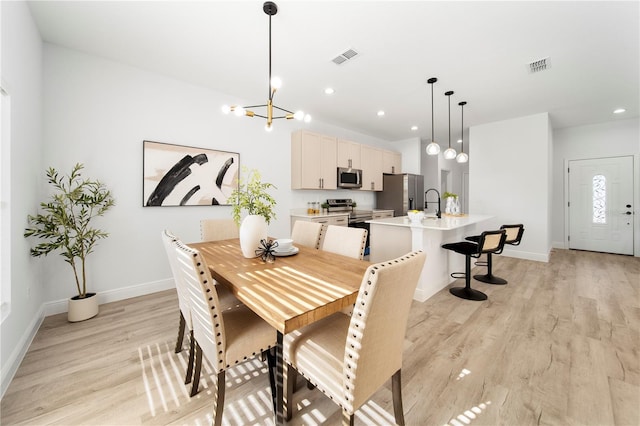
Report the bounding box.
[239,215,268,258]
[445,197,454,214]
[68,292,99,322]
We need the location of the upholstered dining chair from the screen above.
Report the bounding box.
[291,220,324,249]
[321,225,368,260]
[284,251,427,426]
[173,239,277,425]
[200,218,239,241]
[465,224,525,284]
[161,230,241,397]
[442,229,507,301]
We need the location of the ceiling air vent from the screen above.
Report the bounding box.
[332,48,359,65]
[528,57,550,73]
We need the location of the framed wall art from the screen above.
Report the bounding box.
[143,140,239,207]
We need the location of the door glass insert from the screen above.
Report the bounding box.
[592,174,606,224]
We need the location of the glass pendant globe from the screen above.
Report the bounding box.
[426,142,440,155]
[456,152,469,163]
[443,147,457,160]
[234,106,245,117]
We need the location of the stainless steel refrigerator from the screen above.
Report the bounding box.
[376,173,424,217]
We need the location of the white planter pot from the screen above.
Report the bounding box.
[239,215,268,258]
[68,292,99,322]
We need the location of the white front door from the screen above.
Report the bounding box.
[568,156,634,255]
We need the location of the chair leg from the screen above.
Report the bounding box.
[185,330,195,385]
[212,370,226,426]
[266,349,277,416]
[175,312,186,353]
[449,255,488,301]
[342,410,354,426]
[473,253,508,284]
[190,340,202,397]
[392,369,405,426]
[285,364,295,421]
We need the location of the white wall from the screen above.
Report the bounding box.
[552,118,640,253]
[41,43,393,306]
[469,113,552,261]
[1,1,45,397]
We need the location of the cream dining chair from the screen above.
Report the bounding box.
[321,225,368,260]
[284,251,426,425]
[173,239,277,425]
[200,218,239,241]
[291,220,324,249]
[161,229,241,397]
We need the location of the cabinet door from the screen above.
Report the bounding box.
[383,150,402,174]
[337,139,361,169]
[300,132,324,189]
[319,134,337,189]
[361,145,383,191]
[292,131,337,189]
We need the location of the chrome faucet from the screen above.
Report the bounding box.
[424,188,441,218]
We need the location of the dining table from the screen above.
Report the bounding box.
[188,238,371,425]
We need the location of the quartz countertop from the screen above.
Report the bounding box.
[367,214,492,231]
[290,209,350,219]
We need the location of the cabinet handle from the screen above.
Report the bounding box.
[319,178,322,189]
[392,166,395,173]
[348,159,352,168]
[371,182,374,190]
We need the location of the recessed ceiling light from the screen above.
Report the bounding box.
[411,126,418,131]
[613,108,626,114]
[377,110,385,117]
[457,139,462,143]
[324,87,335,95]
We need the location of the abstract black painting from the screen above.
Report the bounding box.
[143,140,239,207]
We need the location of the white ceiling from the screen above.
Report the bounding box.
[27,1,639,143]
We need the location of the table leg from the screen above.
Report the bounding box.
[275,331,284,425]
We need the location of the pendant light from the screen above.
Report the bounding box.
[221,2,310,131]
[456,101,469,163]
[425,77,440,155]
[443,90,457,160]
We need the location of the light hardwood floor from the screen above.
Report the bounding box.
[2,249,639,425]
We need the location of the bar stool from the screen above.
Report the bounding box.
[442,229,507,301]
[465,224,525,285]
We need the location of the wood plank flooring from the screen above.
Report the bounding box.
[2,249,638,425]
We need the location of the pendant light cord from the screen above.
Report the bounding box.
[268,14,272,101]
[431,82,434,143]
[448,94,451,148]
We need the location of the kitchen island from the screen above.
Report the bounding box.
[367,214,492,302]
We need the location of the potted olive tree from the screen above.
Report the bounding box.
[24,163,115,322]
[227,168,277,258]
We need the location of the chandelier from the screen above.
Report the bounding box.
[222,2,310,132]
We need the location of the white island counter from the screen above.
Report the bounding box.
[367,214,492,302]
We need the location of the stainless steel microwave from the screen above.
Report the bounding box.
[337,167,362,189]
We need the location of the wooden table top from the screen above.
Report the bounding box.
[188,239,371,334]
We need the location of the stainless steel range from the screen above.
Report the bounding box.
[326,199,372,254]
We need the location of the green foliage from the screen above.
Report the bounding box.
[443,191,458,199]
[227,168,277,226]
[24,163,115,298]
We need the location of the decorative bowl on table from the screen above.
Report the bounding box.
[407,210,425,223]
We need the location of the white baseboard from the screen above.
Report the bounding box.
[502,247,549,263]
[552,241,567,250]
[43,278,175,317]
[2,278,175,398]
[1,304,44,398]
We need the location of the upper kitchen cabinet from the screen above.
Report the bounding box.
[337,139,361,169]
[383,150,402,174]
[360,145,383,191]
[291,130,337,190]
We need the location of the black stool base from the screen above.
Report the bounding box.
[474,274,508,285]
[449,286,488,301]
